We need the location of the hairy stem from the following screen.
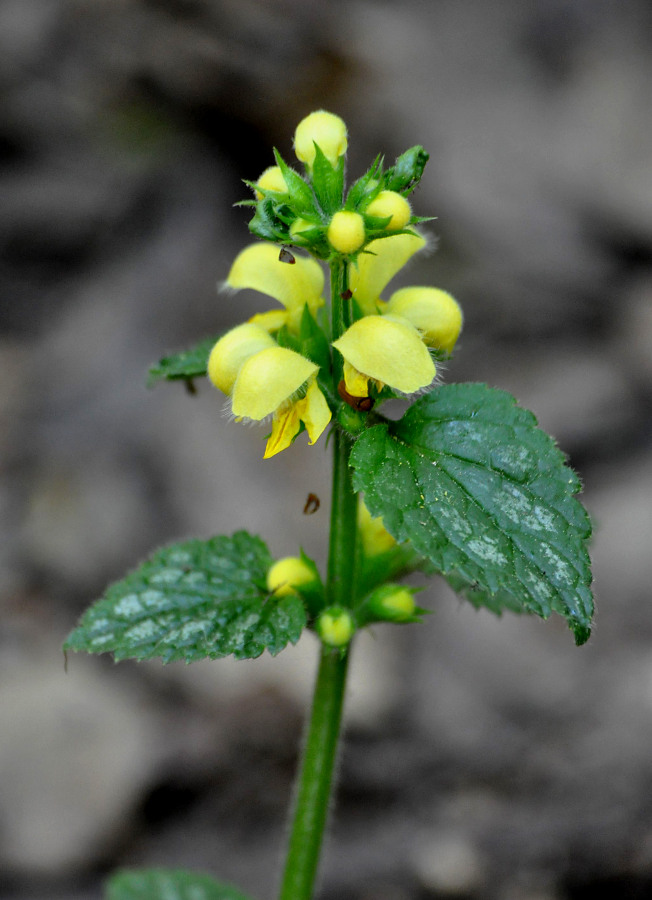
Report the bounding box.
[277,258,357,900]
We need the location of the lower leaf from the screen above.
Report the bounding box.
[106,868,255,900]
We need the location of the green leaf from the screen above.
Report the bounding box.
[272,148,315,215]
[64,532,307,663]
[147,336,220,386]
[345,154,384,210]
[350,384,594,644]
[384,145,430,195]
[106,868,254,900]
[298,304,331,372]
[248,198,289,243]
[311,145,344,217]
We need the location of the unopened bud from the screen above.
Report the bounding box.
[328,211,365,255]
[366,190,411,231]
[267,556,316,597]
[294,110,348,169]
[366,584,416,622]
[317,607,355,648]
[255,166,288,199]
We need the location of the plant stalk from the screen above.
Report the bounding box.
[277,258,357,900]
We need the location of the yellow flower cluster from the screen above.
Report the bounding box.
[208,111,463,457]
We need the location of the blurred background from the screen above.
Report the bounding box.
[1,1,652,898]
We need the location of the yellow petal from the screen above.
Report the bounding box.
[232,346,318,420]
[385,286,463,354]
[296,380,332,444]
[226,243,325,318]
[249,309,288,332]
[349,231,426,315]
[207,323,276,395]
[358,501,397,556]
[264,405,302,458]
[333,315,435,394]
[342,360,370,398]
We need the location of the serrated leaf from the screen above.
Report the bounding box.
[350,384,594,644]
[384,145,429,195]
[64,532,307,663]
[147,336,220,385]
[106,868,254,900]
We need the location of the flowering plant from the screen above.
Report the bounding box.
[65,111,594,900]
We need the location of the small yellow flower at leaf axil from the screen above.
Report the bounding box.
[267,557,316,597]
[332,314,435,398]
[226,243,325,335]
[294,110,348,169]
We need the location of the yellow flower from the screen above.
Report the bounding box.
[207,323,275,395]
[332,314,435,398]
[382,286,463,354]
[350,231,426,315]
[365,190,411,231]
[348,231,463,354]
[231,346,331,458]
[294,110,348,169]
[254,165,288,199]
[327,211,366,255]
[226,243,325,334]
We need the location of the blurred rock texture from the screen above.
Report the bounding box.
[1,1,652,898]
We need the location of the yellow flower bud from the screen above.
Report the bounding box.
[333,315,435,396]
[289,217,315,242]
[328,211,366,255]
[317,607,355,648]
[365,190,411,231]
[384,286,463,354]
[255,165,288,199]
[267,556,315,597]
[374,586,416,621]
[294,110,348,169]
[208,323,276,396]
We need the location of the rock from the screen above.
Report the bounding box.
[0,649,161,875]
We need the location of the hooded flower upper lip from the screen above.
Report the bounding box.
[226,243,325,334]
[332,314,436,397]
[230,345,331,459]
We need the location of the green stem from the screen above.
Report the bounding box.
[277,258,358,900]
[277,646,349,900]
